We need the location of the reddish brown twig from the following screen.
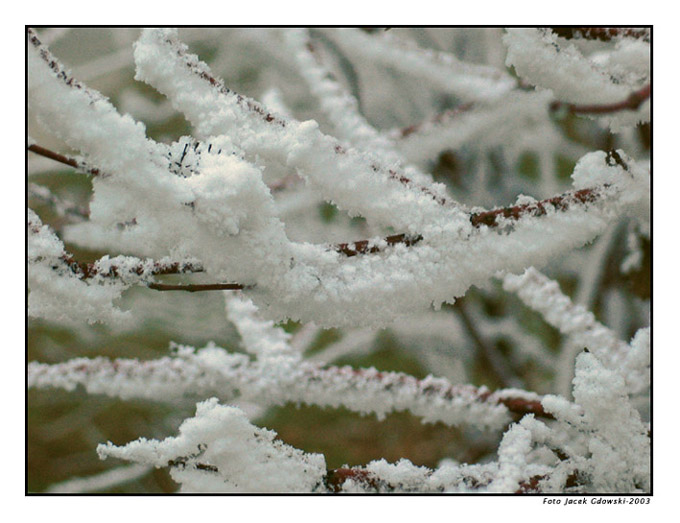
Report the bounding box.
[549,27,650,43]
[28,144,101,176]
[551,84,650,115]
[339,366,553,420]
[58,253,244,292]
[515,471,586,493]
[470,187,602,228]
[60,255,204,281]
[334,233,423,257]
[324,468,382,492]
[147,282,246,292]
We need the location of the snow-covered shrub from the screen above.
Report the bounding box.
[28,27,650,493]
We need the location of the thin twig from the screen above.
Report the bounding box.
[147,282,246,292]
[549,27,650,43]
[28,144,101,176]
[61,255,204,280]
[334,233,422,257]
[551,84,650,115]
[469,187,603,228]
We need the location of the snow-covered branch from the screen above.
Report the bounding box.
[28,27,650,494]
[28,344,545,431]
[502,267,650,394]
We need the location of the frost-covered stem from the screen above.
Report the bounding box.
[61,255,204,281]
[502,267,649,393]
[35,182,620,292]
[28,353,551,428]
[284,28,403,163]
[334,233,422,257]
[551,84,651,115]
[28,28,103,101]
[32,133,614,234]
[29,142,295,194]
[548,27,650,42]
[469,187,603,228]
[134,28,456,230]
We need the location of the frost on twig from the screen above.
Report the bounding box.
[28,209,130,324]
[94,350,650,493]
[504,28,650,131]
[502,267,650,394]
[28,293,549,430]
[27,345,534,431]
[324,28,517,102]
[98,398,327,493]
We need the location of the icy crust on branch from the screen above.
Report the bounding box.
[98,399,327,493]
[504,28,650,130]
[63,136,292,286]
[257,150,646,327]
[97,400,502,493]
[28,209,129,325]
[326,28,517,102]
[28,32,191,216]
[281,28,430,188]
[503,267,650,394]
[571,150,650,235]
[132,28,647,327]
[27,345,514,431]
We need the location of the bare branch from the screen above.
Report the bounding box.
[551,84,651,115]
[147,282,246,292]
[28,144,101,176]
